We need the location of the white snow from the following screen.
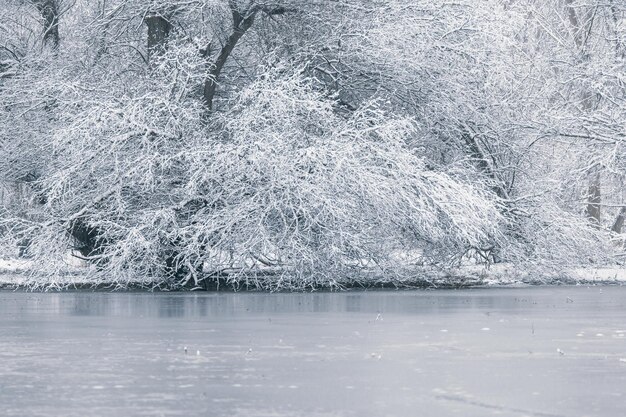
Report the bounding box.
[3,256,626,289]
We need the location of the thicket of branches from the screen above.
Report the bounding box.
[1,0,624,289]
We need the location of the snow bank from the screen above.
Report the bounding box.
[0,259,31,273]
[2,257,624,290]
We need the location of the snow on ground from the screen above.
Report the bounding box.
[0,258,160,289]
[437,264,626,286]
[1,258,625,289]
[569,267,626,282]
[0,259,32,274]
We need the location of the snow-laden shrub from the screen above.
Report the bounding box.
[13,66,505,289]
[94,67,505,288]
[171,68,505,288]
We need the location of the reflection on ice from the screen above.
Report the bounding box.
[0,287,625,417]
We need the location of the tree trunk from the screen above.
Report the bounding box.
[609,0,625,58]
[586,171,601,227]
[201,4,286,110]
[33,0,60,49]
[461,129,509,200]
[70,219,103,258]
[203,8,257,110]
[565,1,604,228]
[612,207,626,233]
[146,14,171,63]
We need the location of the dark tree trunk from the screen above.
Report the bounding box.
[565,1,603,228]
[70,219,103,258]
[162,238,195,284]
[203,10,255,110]
[146,14,171,62]
[461,130,509,200]
[201,4,286,110]
[564,0,583,48]
[586,172,601,227]
[34,0,60,49]
[609,0,625,57]
[612,207,625,234]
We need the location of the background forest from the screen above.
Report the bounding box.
[1,0,625,289]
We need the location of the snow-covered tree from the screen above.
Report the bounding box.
[1,0,623,288]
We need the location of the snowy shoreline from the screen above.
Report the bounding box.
[2,259,624,290]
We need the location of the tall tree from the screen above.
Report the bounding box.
[560,0,603,226]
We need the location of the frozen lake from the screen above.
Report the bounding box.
[1,286,625,417]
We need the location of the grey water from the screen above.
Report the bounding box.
[1,286,625,417]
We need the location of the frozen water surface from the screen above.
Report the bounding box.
[1,286,625,417]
